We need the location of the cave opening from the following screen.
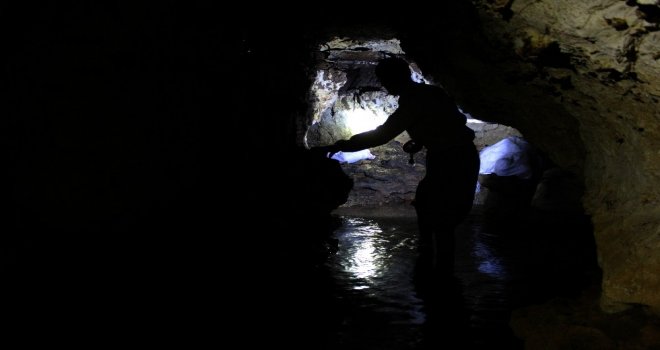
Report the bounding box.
[303,37,558,219]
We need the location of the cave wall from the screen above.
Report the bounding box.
[481,0,660,314]
[394,0,660,313]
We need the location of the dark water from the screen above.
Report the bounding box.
[2,208,598,347]
[315,210,599,349]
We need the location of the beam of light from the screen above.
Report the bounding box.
[343,108,389,135]
[331,149,376,164]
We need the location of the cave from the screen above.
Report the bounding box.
[303,37,534,215]
[6,1,660,348]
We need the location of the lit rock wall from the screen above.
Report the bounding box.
[440,0,660,313]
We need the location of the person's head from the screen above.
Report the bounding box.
[375,57,413,95]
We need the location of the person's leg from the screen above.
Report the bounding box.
[415,145,479,275]
[414,173,457,276]
[414,177,435,274]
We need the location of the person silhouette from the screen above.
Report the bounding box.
[312,57,480,277]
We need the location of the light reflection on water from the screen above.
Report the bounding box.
[329,217,425,325]
[342,219,384,282]
[473,235,507,279]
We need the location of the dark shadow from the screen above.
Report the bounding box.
[413,265,472,349]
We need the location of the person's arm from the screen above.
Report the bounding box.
[336,108,412,152]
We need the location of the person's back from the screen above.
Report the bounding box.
[397,83,474,152]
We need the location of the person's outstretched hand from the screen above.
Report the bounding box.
[310,145,339,158]
[310,140,348,158]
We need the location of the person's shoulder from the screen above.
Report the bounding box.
[412,83,449,100]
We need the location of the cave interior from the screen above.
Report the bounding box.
[6,2,660,348]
